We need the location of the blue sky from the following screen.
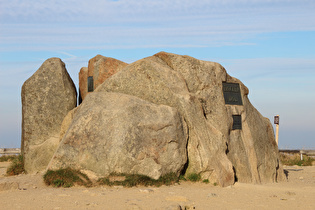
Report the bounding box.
[0,0,314,149]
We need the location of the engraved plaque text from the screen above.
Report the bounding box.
[222,83,243,105]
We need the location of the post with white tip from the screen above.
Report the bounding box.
[274,115,279,146]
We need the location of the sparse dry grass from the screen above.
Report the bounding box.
[186,173,201,182]
[0,155,17,162]
[280,153,315,166]
[6,155,25,176]
[44,169,180,188]
[98,172,179,187]
[43,168,92,188]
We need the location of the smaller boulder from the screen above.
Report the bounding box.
[78,67,88,104]
[78,55,128,102]
[48,92,188,180]
[21,58,77,174]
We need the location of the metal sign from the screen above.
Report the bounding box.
[88,76,94,92]
[222,83,243,105]
[232,115,242,130]
[274,115,279,125]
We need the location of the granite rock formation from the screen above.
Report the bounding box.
[48,92,188,179]
[21,58,77,173]
[22,52,285,186]
[78,55,127,102]
[93,52,285,186]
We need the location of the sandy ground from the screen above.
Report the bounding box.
[0,162,314,210]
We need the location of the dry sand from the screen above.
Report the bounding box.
[0,162,314,210]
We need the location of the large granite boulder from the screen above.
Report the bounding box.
[21,58,77,174]
[92,52,285,186]
[48,92,188,179]
[78,55,127,102]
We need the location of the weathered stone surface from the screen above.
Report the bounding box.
[21,58,77,174]
[59,107,78,141]
[78,55,127,102]
[78,67,88,104]
[94,52,285,186]
[48,92,188,179]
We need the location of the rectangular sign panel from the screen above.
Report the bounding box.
[274,115,279,125]
[88,76,94,92]
[222,83,243,105]
[232,115,242,130]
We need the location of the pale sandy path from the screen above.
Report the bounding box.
[0,163,314,210]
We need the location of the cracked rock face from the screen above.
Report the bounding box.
[21,58,77,174]
[48,92,188,179]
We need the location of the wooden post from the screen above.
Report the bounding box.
[274,115,279,146]
[275,123,279,146]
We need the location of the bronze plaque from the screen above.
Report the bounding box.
[222,83,243,105]
[232,115,242,130]
[88,76,94,92]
